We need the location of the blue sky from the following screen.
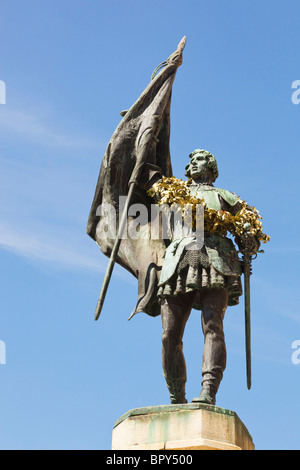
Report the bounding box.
[0,0,299,450]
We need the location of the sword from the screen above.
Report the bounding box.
[243,250,252,390]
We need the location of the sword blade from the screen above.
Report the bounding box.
[244,253,252,390]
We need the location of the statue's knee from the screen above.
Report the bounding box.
[162,329,182,352]
[202,317,224,338]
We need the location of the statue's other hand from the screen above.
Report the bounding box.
[238,232,260,256]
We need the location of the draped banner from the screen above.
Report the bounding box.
[87,38,186,318]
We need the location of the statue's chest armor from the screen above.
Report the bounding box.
[189,186,222,211]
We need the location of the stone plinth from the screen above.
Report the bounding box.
[112,403,254,450]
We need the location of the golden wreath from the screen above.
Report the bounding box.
[148,177,270,243]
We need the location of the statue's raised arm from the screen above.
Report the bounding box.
[87,37,186,320]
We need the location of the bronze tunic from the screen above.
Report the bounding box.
[157,183,243,307]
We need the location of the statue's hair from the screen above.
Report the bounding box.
[185,149,219,182]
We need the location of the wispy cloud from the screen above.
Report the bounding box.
[0,222,102,272]
[0,103,109,274]
[0,221,135,286]
[0,107,104,151]
[0,99,111,278]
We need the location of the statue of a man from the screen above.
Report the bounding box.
[156,149,259,405]
[86,39,269,406]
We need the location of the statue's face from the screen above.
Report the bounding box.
[189,152,210,179]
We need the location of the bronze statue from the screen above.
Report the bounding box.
[86,38,269,405]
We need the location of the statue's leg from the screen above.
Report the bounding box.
[161,292,195,404]
[195,288,228,405]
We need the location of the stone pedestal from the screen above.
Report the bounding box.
[112,403,254,450]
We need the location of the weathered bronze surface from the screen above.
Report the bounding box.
[87,38,267,406]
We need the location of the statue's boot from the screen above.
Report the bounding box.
[192,383,217,406]
[191,356,225,406]
[166,378,188,404]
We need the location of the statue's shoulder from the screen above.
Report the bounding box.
[215,188,239,207]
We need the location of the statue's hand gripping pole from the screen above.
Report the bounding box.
[93,37,186,321]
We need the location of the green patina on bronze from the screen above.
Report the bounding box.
[113,403,236,429]
[87,38,269,407]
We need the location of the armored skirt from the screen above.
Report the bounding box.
[157,236,243,308]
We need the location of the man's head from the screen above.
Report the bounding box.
[185,149,219,183]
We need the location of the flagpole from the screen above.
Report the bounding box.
[94,181,136,321]
[93,37,186,321]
